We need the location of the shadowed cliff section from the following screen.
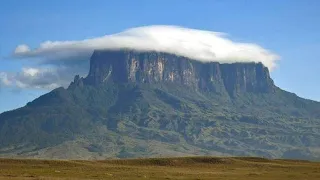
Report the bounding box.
[0,49,320,160]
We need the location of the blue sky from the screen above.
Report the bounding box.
[0,0,319,113]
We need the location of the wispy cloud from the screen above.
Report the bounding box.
[2,25,280,89]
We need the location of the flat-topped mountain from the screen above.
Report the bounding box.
[82,50,274,95]
[0,49,319,160]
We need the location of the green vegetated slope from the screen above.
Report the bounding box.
[0,82,319,160]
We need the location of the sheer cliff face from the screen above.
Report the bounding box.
[84,50,275,95]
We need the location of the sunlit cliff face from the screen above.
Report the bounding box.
[82,50,275,96]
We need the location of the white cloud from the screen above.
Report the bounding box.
[14,44,31,54]
[0,72,12,86]
[13,25,279,70]
[22,67,40,77]
[0,66,87,89]
[5,25,280,90]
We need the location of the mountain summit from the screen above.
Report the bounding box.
[79,50,274,95]
[0,50,319,160]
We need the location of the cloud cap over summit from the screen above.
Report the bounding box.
[14,25,279,70]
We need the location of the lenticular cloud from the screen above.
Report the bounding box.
[5,25,279,90]
[14,25,279,70]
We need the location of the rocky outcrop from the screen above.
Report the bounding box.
[83,49,275,95]
[69,75,84,88]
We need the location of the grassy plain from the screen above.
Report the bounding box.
[0,157,319,180]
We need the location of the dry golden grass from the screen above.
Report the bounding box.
[0,157,319,180]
